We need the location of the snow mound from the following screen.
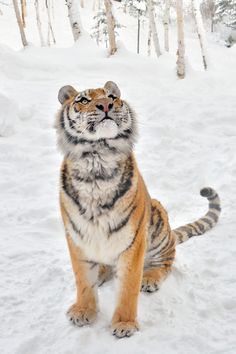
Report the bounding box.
[0,93,19,137]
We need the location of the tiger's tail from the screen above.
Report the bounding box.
[172,187,221,245]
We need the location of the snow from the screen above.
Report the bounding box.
[0,92,19,137]
[0,2,236,354]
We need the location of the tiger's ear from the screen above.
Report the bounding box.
[104,81,121,98]
[58,85,78,104]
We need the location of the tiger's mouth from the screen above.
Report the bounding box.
[100,116,114,123]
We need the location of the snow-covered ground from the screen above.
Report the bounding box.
[1,2,236,354]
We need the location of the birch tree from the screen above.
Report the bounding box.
[147,0,161,57]
[34,0,46,47]
[163,0,170,52]
[104,0,117,55]
[201,0,216,32]
[65,0,82,41]
[147,24,152,56]
[20,0,26,27]
[45,0,56,45]
[192,0,208,70]
[12,0,28,47]
[176,0,185,78]
[93,0,98,12]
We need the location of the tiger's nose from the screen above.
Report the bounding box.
[96,103,113,113]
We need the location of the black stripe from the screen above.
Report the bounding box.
[61,164,86,215]
[201,217,213,228]
[195,221,205,233]
[149,233,168,254]
[109,205,136,235]
[150,208,160,226]
[190,223,200,235]
[150,237,171,258]
[64,133,132,146]
[174,230,184,243]
[151,211,164,242]
[207,194,217,201]
[90,263,98,270]
[147,261,172,269]
[72,167,119,183]
[60,106,83,143]
[122,188,138,214]
[209,203,221,211]
[207,211,218,222]
[122,207,146,253]
[103,140,118,153]
[160,256,175,262]
[60,107,66,129]
[101,156,133,210]
[191,222,203,234]
[161,238,175,255]
[113,130,132,140]
[181,225,194,234]
[82,260,98,265]
[65,209,85,240]
[66,106,80,131]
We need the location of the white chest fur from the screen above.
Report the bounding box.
[61,153,135,265]
[63,191,134,264]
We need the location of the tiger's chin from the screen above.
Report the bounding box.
[93,119,119,140]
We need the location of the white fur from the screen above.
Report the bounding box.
[93,119,118,140]
[63,191,134,265]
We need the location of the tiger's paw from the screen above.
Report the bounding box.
[111,321,139,338]
[141,276,160,293]
[67,304,97,327]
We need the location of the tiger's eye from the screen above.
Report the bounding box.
[108,94,117,100]
[81,98,89,104]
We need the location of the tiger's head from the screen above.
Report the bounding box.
[55,81,137,158]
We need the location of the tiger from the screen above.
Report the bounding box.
[55,81,221,338]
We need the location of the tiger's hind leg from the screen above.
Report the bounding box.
[142,199,176,293]
[141,260,174,293]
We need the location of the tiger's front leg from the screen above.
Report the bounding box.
[111,236,146,338]
[66,236,99,327]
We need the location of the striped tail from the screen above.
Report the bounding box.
[172,187,221,245]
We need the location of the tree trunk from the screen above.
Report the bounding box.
[137,11,141,54]
[147,0,161,58]
[147,24,152,56]
[45,0,56,44]
[51,0,55,19]
[93,0,98,12]
[12,0,28,47]
[192,0,208,70]
[211,14,214,32]
[20,0,26,27]
[104,0,117,55]
[65,0,82,41]
[176,0,185,78]
[163,0,170,52]
[34,0,46,46]
[80,0,84,7]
